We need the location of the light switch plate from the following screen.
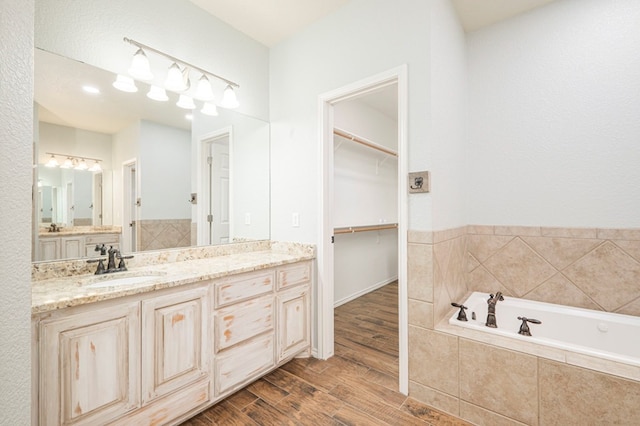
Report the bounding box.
[408,171,430,193]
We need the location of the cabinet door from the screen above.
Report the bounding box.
[38,238,60,261]
[61,236,83,259]
[141,286,210,404]
[39,302,140,426]
[277,285,310,362]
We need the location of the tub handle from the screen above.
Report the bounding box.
[451,303,468,321]
[517,316,542,336]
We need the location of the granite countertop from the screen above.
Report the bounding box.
[38,226,122,237]
[32,242,315,315]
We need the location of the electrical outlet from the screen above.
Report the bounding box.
[408,171,430,193]
[292,212,300,227]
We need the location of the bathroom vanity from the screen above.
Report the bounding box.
[31,242,314,426]
[36,227,121,261]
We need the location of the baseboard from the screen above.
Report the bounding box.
[334,276,398,308]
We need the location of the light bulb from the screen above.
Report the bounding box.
[176,94,195,109]
[60,157,74,169]
[201,102,218,116]
[165,63,189,92]
[220,85,239,109]
[128,48,153,80]
[75,159,88,170]
[194,75,214,100]
[112,74,138,93]
[147,85,169,101]
[89,161,102,172]
[45,155,59,168]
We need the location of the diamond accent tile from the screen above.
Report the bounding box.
[564,242,640,311]
[522,236,601,270]
[483,238,557,297]
[525,274,602,311]
[467,235,513,263]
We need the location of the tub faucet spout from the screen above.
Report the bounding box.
[486,292,504,328]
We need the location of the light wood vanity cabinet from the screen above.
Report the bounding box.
[38,302,141,426]
[37,232,120,261]
[34,260,312,426]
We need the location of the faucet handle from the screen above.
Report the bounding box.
[87,258,107,275]
[116,254,134,271]
[517,316,542,336]
[451,302,468,321]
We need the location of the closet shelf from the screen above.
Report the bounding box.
[334,223,398,235]
[333,128,398,158]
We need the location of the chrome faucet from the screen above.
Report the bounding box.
[486,292,504,328]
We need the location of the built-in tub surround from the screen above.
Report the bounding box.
[407,225,640,425]
[138,218,191,251]
[32,240,315,314]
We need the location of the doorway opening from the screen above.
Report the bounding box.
[318,66,408,394]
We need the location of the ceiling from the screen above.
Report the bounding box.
[190,0,557,47]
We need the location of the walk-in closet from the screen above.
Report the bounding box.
[332,84,399,371]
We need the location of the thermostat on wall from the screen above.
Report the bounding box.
[408,171,430,193]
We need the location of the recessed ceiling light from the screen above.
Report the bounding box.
[82,85,100,94]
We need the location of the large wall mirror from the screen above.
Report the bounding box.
[34,48,270,261]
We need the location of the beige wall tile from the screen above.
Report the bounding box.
[408,299,434,329]
[522,236,601,270]
[616,295,640,317]
[467,253,481,273]
[467,234,514,263]
[615,239,640,263]
[539,359,640,425]
[408,230,433,244]
[459,339,538,425]
[563,242,640,311]
[483,238,557,297]
[408,243,434,302]
[408,326,458,396]
[494,226,540,237]
[433,226,467,243]
[408,381,459,417]
[467,225,494,235]
[525,273,602,310]
[467,266,512,296]
[541,227,598,239]
[460,401,528,426]
[597,228,640,241]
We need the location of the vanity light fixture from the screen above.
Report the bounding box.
[128,48,154,81]
[122,37,240,108]
[220,85,239,109]
[45,153,102,172]
[185,114,193,121]
[176,94,196,109]
[147,85,169,101]
[112,74,138,93]
[45,154,59,168]
[201,102,219,116]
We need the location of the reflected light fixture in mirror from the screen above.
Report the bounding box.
[201,102,218,116]
[147,85,169,101]
[45,153,102,172]
[113,74,138,92]
[177,94,196,109]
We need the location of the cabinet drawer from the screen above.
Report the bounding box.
[277,261,311,290]
[214,270,274,308]
[214,333,275,397]
[214,295,274,352]
[85,233,120,245]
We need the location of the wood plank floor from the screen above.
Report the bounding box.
[181,282,471,426]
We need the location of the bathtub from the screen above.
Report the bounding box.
[448,292,640,367]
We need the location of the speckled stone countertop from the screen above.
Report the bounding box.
[32,241,315,315]
[38,225,122,237]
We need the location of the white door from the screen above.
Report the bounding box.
[198,132,231,245]
[122,161,138,253]
[66,182,74,226]
[93,173,103,226]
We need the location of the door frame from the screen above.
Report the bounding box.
[197,127,234,246]
[317,65,409,394]
[122,159,138,253]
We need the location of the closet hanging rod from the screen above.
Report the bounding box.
[334,223,398,235]
[333,129,398,157]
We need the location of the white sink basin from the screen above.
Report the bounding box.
[81,272,166,288]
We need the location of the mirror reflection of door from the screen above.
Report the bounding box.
[66,182,74,226]
[122,161,137,252]
[93,173,102,226]
[203,134,230,245]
